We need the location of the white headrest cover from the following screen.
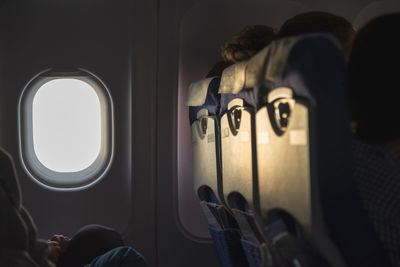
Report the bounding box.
[186,77,215,107]
[218,62,246,94]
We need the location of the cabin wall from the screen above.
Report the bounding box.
[0,0,158,265]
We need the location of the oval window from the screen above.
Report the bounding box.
[33,79,101,172]
[20,70,113,189]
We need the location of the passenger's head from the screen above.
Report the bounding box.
[349,13,400,144]
[279,11,355,59]
[221,25,276,63]
[205,60,234,78]
[58,224,124,267]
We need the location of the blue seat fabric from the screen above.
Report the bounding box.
[240,238,261,267]
[209,225,250,267]
[189,77,249,266]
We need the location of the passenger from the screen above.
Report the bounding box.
[47,225,147,267]
[205,60,233,78]
[221,24,276,64]
[349,13,400,266]
[205,25,276,78]
[279,11,355,60]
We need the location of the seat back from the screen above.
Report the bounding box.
[278,34,390,267]
[187,77,223,204]
[219,62,258,213]
[218,63,270,267]
[188,77,250,267]
[249,35,347,267]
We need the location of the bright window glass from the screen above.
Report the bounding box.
[32,79,101,172]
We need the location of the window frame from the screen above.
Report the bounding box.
[19,69,114,190]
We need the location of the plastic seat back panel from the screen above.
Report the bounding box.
[256,100,312,231]
[220,98,255,211]
[191,113,220,201]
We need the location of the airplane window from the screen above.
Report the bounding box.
[20,70,113,190]
[33,79,101,172]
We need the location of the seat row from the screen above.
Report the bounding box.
[187,34,377,267]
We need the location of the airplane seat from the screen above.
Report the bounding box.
[218,61,258,214]
[0,147,53,267]
[187,77,249,267]
[250,35,342,267]
[226,193,264,267]
[218,33,389,267]
[218,62,268,267]
[260,34,389,267]
[187,76,223,205]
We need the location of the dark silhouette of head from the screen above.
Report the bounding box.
[279,11,355,59]
[349,13,400,144]
[205,60,234,78]
[221,25,276,63]
[58,225,124,267]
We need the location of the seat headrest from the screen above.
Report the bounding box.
[186,77,220,107]
[218,33,342,99]
[0,147,22,208]
[187,77,221,124]
[218,62,246,94]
